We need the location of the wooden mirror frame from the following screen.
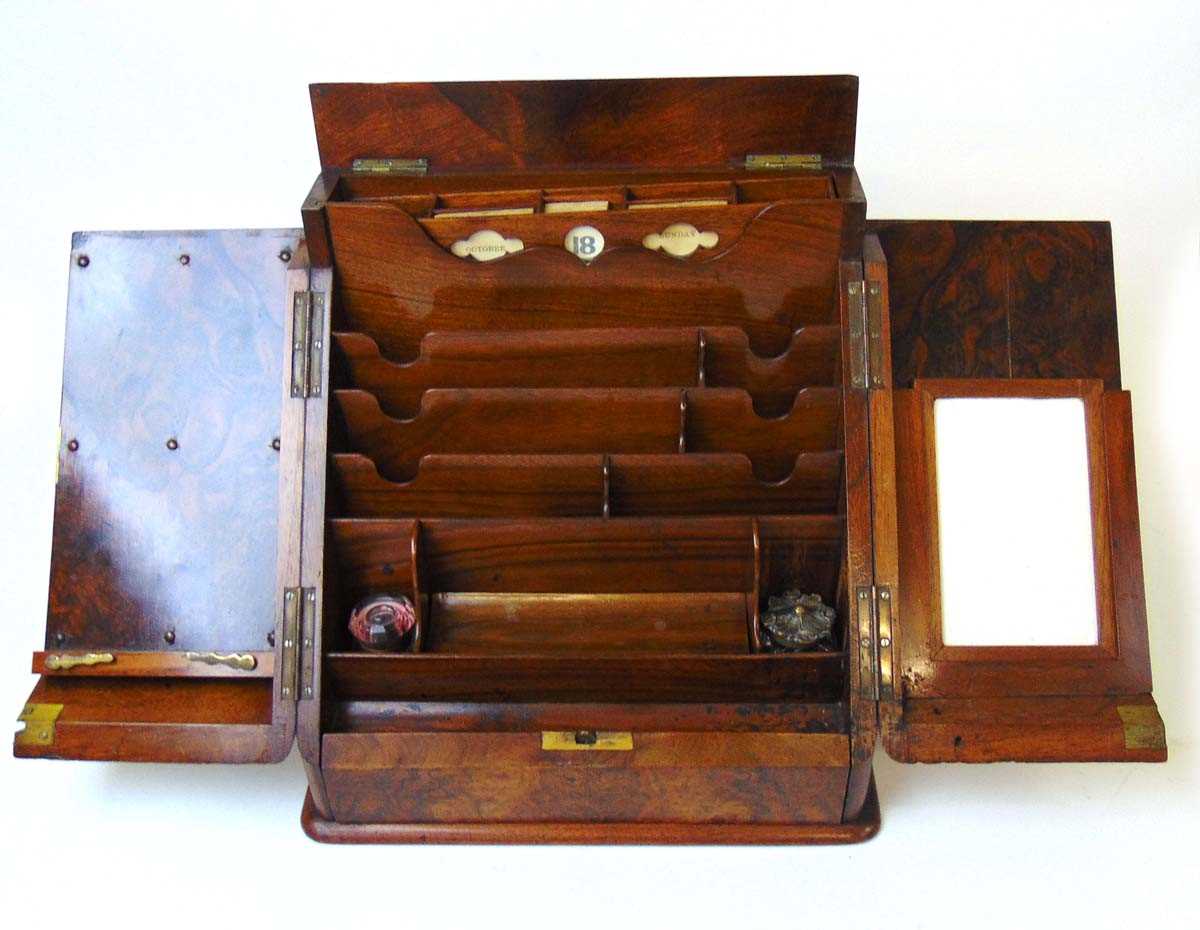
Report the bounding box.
[893,377,1151,698]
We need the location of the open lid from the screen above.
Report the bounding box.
[14,228,304,763]
[866,220,1165,763]
[309,76,859,174]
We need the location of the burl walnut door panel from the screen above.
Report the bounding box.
[15,229,303,763]
[870,220,1164,763]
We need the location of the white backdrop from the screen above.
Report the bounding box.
[1,3,1196,928]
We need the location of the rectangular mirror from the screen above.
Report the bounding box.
[933,395,1099,647]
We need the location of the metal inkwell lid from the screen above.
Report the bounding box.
[760,591,836,653]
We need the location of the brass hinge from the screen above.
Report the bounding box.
[866,279,886,388]
[350,157,428,176]
[847,279,886,389]
[300,587,317,701]
[290,290,325,399]
[16,703,64,747]
[280,587,317,702]
[856,585,895,703]
[745,153,822,171]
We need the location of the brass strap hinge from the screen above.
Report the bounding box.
[280,587,317,702]
[350,157,428,176]
[745,153,822,171]
[847,279,886,389]
[290,290,325,399]
[856,585,895,703]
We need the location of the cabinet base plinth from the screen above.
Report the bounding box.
[300,776,880,845]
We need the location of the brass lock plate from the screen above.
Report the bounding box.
[542,730,633,751]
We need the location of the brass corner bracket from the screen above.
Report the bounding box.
[1117,705,1166,751]
[16,703,64,747]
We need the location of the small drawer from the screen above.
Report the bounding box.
[321,730,849,825]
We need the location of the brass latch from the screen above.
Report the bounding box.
[542,730,633,751]
[16,703,63,747]
[350,157,428,176]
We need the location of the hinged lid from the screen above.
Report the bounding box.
[310,76,858,174]
[15,228,304,763]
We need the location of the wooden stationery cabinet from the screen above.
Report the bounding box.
[14,76,1165,843]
